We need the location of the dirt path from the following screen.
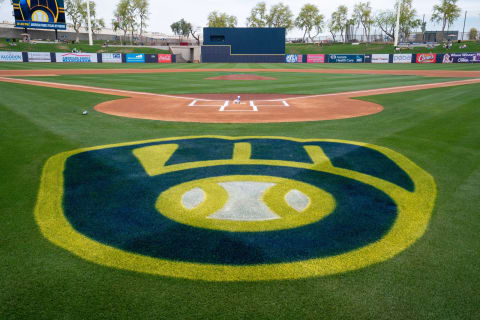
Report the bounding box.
[0,70,479,123]
[1,68,480,78]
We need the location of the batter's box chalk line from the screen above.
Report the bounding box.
[189,99,290,112]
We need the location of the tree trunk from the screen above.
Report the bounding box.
[441,17,447,41]
[75,29,80,43]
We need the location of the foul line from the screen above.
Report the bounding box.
[1,77,479,104]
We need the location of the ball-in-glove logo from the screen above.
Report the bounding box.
[36,136,436,281]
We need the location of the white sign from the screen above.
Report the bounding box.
[102,53,122,63]
[0,51,23,62]
[56,52,98,63]
[28,52,51,63]
[372,54,390,64]
[393,54,413,64]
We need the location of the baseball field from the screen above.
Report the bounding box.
[1,62,479,319]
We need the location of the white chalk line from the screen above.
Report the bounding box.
[1,77,479,105]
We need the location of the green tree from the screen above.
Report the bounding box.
[170,19,192,41]
[246,2,268,27]
[65,0,86,43]
[207,11,238,28]
[295,4,324,42]
[267,3,294,30]
[82,1,105,40]
[470,28,478,40]
[375,0,421,41]
[134,0,150,40]
[353,2,373,41]
[329,5,348,42]
[113,0,136,44]
[431,0,461,40]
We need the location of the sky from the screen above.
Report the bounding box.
[0,0,479,38]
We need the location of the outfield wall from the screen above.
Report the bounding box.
[285,53,480,64]
[0,51,479,64]
[0,51,176,63]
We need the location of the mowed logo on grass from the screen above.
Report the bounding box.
[35,136,436,281]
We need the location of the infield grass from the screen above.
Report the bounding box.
[0,72,479,319]
[17,72,467,96]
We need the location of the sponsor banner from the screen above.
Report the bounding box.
[364,54,372,63]
[126,54,146,63]
[307,54,325,63]
[158,54,172,63]
[102,53,122,63]
[0,51,23,62]
[145,54,158,63]
[393,54,413,64]
[442,53,480,63]
[28,52,51,63]
[416,53,436,64]
[372,54,390,64]
[56,52,98,63]
[328,54,365,63]
[285,54,302,63]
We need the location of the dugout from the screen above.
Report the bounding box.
[202,28,285,63]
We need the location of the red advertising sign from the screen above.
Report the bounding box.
[158,54,172,64]
[307,54,325,63]
[416,53,437,64]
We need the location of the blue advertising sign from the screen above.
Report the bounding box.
[13,0,67,30]
[126,54,146,63]
[328,54,365,63]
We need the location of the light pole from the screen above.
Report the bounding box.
[86,0,93,46]
[394,0,402,47]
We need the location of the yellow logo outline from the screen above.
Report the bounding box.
[35,136,436,281]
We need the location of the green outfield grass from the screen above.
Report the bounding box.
[286,41,480,54]
[1,62,479,71]
[0,39,170,54]
[0,70,479,319]
[18,72,465,96]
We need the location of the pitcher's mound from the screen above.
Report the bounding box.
[206,74,277,81]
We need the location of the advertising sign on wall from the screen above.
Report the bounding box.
[126,54,146,63]
[102,53,122,63]
[28,52,51,62]
[416,53,436,64]
[442,53,480,63]
[56,52,98,63]
[0,51,23,62]
[393,54,413,63]
[307,54,325,63]
[285,54,302,63]
[372,54,390,64]
[158,54,172,63]
[328,54,365,63]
